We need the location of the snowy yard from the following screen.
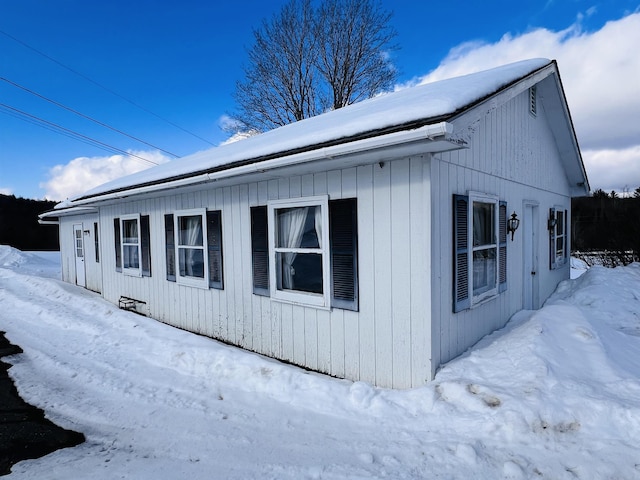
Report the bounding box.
[1,245,639,479]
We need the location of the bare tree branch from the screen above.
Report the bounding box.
[228,0,398,134]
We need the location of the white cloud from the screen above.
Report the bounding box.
[582,146,640,194]
[40,150,171,201]
[410,11,640,192]
[0,187,13,196]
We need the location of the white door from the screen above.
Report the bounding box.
[73,224,86,287]
[523,203,538,309]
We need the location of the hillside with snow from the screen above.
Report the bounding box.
[1,245,639,479]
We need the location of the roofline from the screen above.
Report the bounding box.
[62,121,461,208]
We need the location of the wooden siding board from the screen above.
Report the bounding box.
[373,162,393,387]
[391,158,412,388]
[356,164,375,384]
[410,156,429,385]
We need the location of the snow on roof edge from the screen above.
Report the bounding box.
[60,58,551,209]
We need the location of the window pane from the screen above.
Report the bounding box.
[276,252,322,294]
[123,219,139,243]
[123,245,139,269]
[556,237,564,257]
[276,206,320,249]
[179,247,204,278]
[178,216,203,246]
[556,210,564,235]
[473,248,497,295]
[473,202,495,246]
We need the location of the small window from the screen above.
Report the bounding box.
[453,193,507,312]
[175,209,207,287]
[268,197,330,307]
[121,215,141,276]
[549,207,568,269]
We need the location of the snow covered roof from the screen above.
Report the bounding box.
[61,58,553,208]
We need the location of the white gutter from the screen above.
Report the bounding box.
[63,121,455,208]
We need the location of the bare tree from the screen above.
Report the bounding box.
[229,0,397,133]
[232,0,320,132]
[315,0,397,110]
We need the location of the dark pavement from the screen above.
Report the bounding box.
[0,332,84,476]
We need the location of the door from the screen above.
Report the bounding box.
[73,224,86,287]
[523,203,538,309]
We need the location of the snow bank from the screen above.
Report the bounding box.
[1,244,639,479]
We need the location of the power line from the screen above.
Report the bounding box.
[0,103,160,166]
[1,77,180,158]
[0,28,216,147]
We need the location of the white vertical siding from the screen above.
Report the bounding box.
[430,87,573,373]
[86,155,431,389]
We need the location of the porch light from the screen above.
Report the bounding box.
[507,212,520,241]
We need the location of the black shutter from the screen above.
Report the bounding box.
[114,218,122,272]
[250,206,269,295]
[329,198,358,311]
[207,210,224,289]
[453,195,470,312]
[549,208,556,269]
[141,215,151,277]
[164,214,176,282]
[564,209,569,262]
[499,201,507,293]
[94,222,100,263]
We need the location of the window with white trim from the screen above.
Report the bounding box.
[453,193,507,312]
[174,209,208,288]
[252,198,358,310]
[121,214,142,276]
[269,197,330,307]
[549,207,568,269]
[166,209,224,289]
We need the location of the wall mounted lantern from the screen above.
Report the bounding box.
[507,212,520,241]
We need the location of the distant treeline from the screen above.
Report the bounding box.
[0,194,59,251]
[572,191,640,265]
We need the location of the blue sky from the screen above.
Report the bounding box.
[1,1,639,200]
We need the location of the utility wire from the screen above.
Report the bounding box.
[0,103,160,166]
[1,77,180,158]
[0,28,216,147]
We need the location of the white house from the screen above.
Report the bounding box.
[41,59,589,389]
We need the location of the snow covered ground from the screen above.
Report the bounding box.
[1,245,639,479]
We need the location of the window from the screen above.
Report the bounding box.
[252,197,358,310]
[269,197,330,307]
[114,215,151,277]
[169,209,224,289]
[549,207,568,269]
[175,209,207,287]
[453,193,507,312]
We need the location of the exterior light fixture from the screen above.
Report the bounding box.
[507,212,520,241]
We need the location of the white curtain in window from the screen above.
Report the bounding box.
[278,207,308,289]
[185,216,202,276]
[314,206,322,248]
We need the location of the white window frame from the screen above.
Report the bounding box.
[174,208,209,289]
[268,196,330,308]
[120,214,142,277]
[469,192,499,305]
